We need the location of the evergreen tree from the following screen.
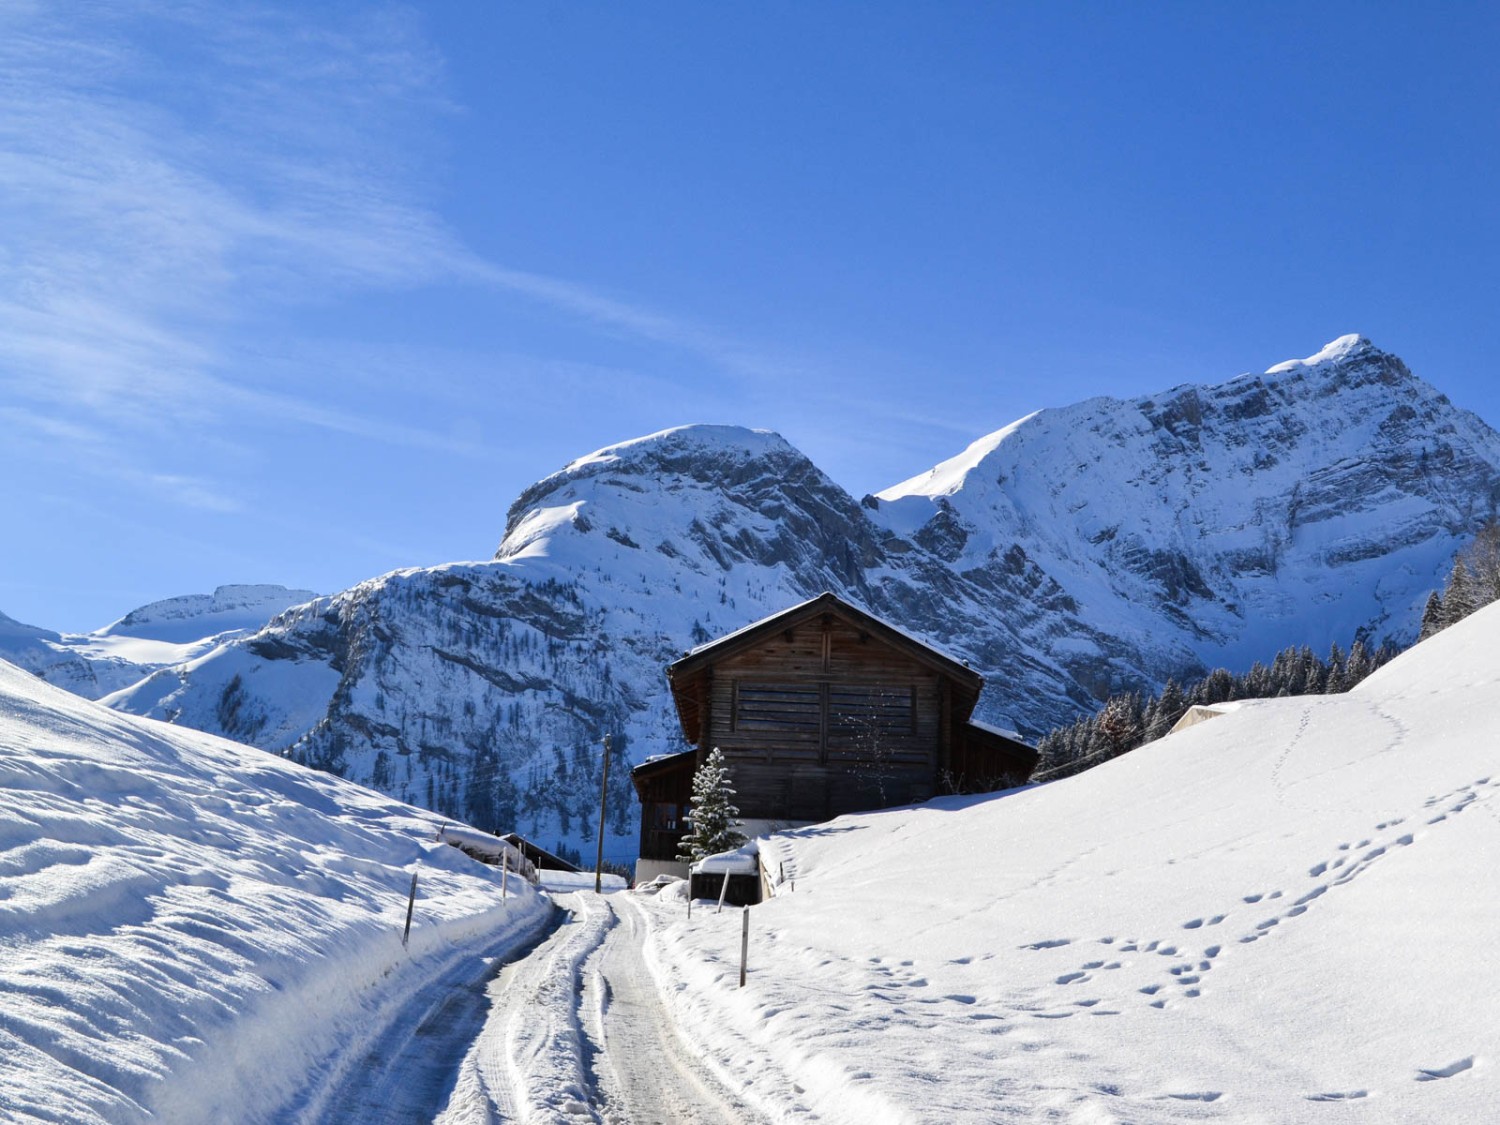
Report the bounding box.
[1325,642,1348,692]
[1459,518,1500,605]
[1146,679,1186,741]
[1418,591,1446,641]
[1095,693,1143,757]
[678,748,747,863]
[1344,639,1372,685]
[1443,558,1477,626]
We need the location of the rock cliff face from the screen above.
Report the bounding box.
[874,334,1500,675]
[101,339,1500,856]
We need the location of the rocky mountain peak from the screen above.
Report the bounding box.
[87,339,1500,861]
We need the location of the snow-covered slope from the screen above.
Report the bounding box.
[103,340,1500,859]
[646,598,1500,1123]
[0,657,546,1125]
[0,584,316,699]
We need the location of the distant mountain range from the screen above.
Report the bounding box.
[9,336,1498,856]
[0,585,317,699]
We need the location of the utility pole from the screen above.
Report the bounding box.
[595,733,611,894]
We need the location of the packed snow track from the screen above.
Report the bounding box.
[296,884,765,1124]
[436,889,768,1124]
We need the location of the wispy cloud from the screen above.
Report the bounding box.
[0,2,810,512]
[0,3,483,471]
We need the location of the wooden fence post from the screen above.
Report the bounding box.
[716,870,731,914]
[739,906,749,987]
[401,870,419,948]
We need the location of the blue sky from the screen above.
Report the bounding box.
[4,2,1497,631]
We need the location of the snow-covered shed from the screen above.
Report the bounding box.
[631,592,1037,881]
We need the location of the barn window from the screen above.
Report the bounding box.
[733,683,822,731]
[651,802,681,831]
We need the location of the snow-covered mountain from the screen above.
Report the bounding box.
[0,584,317,699]
[643,584,1500,1123]
[101,338,1500,856]
[0,655,547,1125]
[873,334,1500,672]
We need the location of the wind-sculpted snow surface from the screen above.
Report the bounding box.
[0,658,546,1125]
[643,599,1500,1122]
[103,340,1500,856]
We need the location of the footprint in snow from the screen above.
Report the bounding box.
[1306,1090,1368,1102]
[1416,1057,1474,1081]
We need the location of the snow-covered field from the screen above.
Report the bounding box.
[644,600,1500,1123]
[0,659,546,1125]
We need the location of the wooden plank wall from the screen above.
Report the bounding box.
[706,613,948,821]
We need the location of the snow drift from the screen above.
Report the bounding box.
[0,658,546,1125]
[645,598,1500,1123]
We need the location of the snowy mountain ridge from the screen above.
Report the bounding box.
[91,338,1500,855]
[0,584,317,700]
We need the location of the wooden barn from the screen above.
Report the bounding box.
[631,592,1037,882]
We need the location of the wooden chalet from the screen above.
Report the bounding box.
[631,592,1037,882]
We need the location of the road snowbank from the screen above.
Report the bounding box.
[0,659,546,1124]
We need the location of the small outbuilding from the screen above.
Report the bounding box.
[498,833,582,874]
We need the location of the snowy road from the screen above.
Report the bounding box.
[580,893,769,1125]
[282,885,765,1125]
[289,903,562,1125]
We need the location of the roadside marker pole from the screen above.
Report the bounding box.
[595,734,612,894]
[716,870,731,914]
[402,870,419,948]
[501,851,508,902]
[739,907,749,988]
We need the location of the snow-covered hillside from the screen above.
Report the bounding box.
[644,596,1500,1123]
[0,657,546,1125]
[0,584,316,699]
[100,338,1500,859]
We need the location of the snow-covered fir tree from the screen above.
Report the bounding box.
[678,748,747,863]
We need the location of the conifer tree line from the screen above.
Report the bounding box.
[1035,637,1397,781]
[1036,520,1500,782]
[1419,519,1500,639]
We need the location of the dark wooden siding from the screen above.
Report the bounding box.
[705,613,949,820]
[633,754,696,862]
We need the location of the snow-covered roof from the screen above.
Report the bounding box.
[672,591,977,682]
[689,840,760,876]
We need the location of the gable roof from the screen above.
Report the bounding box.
[670,591,978,681]
[666,591,984,740]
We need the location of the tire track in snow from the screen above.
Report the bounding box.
[436,890,765,1124]
[295,903,558,1125]
[585,894,768,1125]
